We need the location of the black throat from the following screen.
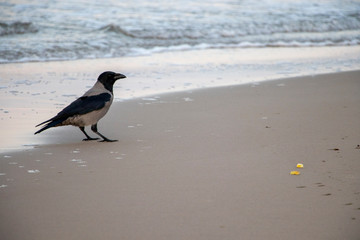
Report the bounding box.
[100,80,115,93]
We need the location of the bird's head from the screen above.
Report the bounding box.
[98,71,126,93]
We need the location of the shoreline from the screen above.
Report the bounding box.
[1,69,359,154]
[1,46,360,152]
[1,44,360,66]
[0,70,359,239]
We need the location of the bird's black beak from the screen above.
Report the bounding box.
[114,73,126,80]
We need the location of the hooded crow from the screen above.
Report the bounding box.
[35,71,126,142]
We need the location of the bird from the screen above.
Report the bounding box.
[35,71,126,142]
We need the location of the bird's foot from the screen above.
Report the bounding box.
[99,139,118,142]
[82,137,99,141]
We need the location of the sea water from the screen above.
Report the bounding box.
[1,0,360,63]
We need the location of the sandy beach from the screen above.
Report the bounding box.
[2,0,360,238]
[0,67,359,239]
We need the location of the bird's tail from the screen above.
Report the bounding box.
[34,118,64,135]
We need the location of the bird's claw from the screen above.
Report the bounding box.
[82,137,99,141]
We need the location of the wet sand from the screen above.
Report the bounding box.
[1,70,360,239]
[1,46,360,151]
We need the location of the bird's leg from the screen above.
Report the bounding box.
[91,124,118,142]
[79,127,99,141]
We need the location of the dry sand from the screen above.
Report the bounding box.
[0,70,360,240]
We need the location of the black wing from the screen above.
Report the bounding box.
[35,93,111,134]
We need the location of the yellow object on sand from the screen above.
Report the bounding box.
[297,163,304,168]
[290,171,300,175]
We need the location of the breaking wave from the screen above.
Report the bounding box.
[0,21,38,36]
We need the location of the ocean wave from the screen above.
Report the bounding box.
[97,11,360,41]
[1,0,360,63]
[0,21,38,36]
[1,37,359,64]
[130,39,360,56]
[98,24,191,40]
[98,24,137,38]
